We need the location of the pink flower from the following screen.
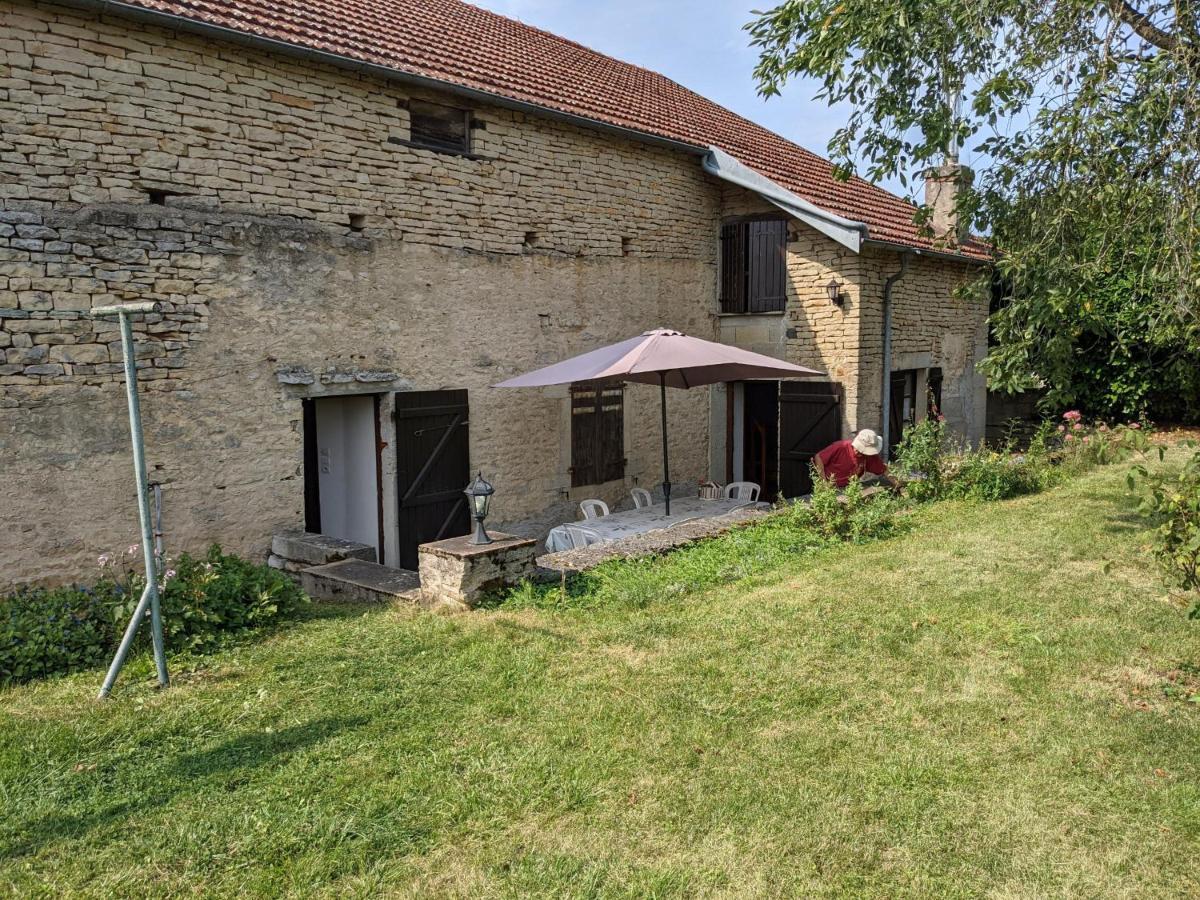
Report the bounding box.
[1063,410,1082,422]
[1081,436,1090,444]
[1130,422,1141,430]
[1057,424,1066,433]
[936,414,945,422]
[164,569,176,580]
[1073,423,1084,431]
[1065,433,1075,442]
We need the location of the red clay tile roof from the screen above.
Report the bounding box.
[108,0,988,259]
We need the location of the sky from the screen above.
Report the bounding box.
[470,0,911,198]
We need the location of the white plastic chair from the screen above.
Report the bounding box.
[723,481,761,502]
[564,524,601,549]
[630,487,652,509]
[579,499,609,519]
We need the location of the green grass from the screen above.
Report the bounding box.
[2,458,1198,897]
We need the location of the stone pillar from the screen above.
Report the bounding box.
[417,533,537,611]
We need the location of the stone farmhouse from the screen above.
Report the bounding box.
[0,0,990,585]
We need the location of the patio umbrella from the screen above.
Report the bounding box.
[493,329,823,514]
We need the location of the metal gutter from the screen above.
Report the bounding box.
[701,147,869,253]
[62,0,708,158]
[863,238,990,266]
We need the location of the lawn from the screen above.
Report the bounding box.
[2,458,1198,897]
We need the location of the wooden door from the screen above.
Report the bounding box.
[394,390,471,570]
[779,381,843,497]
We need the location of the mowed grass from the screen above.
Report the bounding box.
[2,459,1199,898]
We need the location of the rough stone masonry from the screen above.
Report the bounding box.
[0,0,987,586]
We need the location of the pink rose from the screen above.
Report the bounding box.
[1073,423,1084,431]
[1063,410,1082,422]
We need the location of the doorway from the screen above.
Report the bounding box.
[889,369,918,457]
[302,394,384,559]
[727,381,780,502]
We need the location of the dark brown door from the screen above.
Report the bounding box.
[394,390,471,570]
[779,381,843,497]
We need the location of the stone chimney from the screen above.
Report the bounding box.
[924,162,973,245]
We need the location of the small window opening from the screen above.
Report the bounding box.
[524,231,539,249]
[408,99,471,155]
[348,213,366,232]
[621,236,632,256]
[147,189,173,206]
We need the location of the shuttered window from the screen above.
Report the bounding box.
[570,383,626,487]
[408,99,471,154]
[719,219,788,313]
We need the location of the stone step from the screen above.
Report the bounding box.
[300,558,422,604]
[271,530,377,567]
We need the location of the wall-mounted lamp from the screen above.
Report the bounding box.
[826,277,846,308]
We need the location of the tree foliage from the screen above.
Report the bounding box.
[748,0,1200,416]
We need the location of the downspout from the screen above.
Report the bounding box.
[880,251,912,456]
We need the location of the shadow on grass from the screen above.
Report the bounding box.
[0,714,366,860]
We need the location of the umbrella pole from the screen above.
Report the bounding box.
[659,372,671,516]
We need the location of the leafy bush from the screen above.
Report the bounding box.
[160,545,309,653]
[1131,447,1200,618]
[892,416,951,502]
[802,470,899,542]
[0,584,124,684]
[0,545,307,686]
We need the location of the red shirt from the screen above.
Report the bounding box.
[815,439,887,488]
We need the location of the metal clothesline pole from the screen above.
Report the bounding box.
[95,301,168,699]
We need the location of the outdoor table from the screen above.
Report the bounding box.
[545,496,761,553]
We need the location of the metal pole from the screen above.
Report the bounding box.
[92,302,168,698]
[660,372,671,516]
[98,583,153,698]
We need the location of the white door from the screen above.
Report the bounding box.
[313,395,380,556]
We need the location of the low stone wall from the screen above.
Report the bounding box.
[535,505,772,575]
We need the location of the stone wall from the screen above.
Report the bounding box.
[714,187,987,442]
[0,0,718,585]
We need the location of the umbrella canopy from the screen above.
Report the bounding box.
[493,328,822,389]
[494,329,824,516]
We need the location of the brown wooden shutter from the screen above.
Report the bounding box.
[747,220,787,312]
[719,223,745,313]
[571,384,625,487]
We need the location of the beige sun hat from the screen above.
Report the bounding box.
[851,428,884,456]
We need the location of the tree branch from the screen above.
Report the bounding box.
[1107,0,1180,52]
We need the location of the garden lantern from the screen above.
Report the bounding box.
[825,277,845,307]
[464,472,495,545]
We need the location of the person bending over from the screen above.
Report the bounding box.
[813,428,899,491]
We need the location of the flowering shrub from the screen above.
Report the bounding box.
[0,545,307,685]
